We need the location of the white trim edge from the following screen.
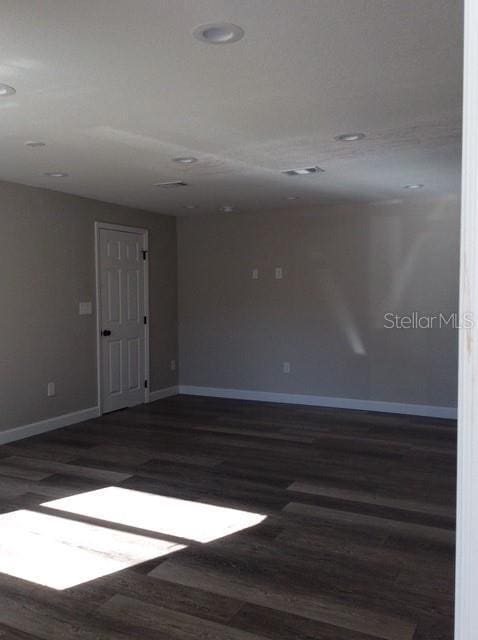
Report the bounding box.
[0,407,100,446]
[149,386,180,402]
[179,386,456,419]
[455,0,478,636]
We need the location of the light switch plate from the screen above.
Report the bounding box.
[79,301,93,316]
[275,267,283,280]
[252,268,259,280]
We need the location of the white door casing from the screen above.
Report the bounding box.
[455,1,478,637]
[95,223,149,413]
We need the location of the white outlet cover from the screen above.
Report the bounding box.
[79,301,93,316]
[283,362,291,374]
[47,382,56,397]
[275,267,283,280]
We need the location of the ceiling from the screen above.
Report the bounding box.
[0,0,463,215]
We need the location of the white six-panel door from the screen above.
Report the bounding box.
[96,224,148,413]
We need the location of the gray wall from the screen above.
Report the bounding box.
[0,181,178,431]
[178,197,460,408]
[0,184,460,433]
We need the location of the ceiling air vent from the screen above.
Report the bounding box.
[154,181,188,188]
[281,166,325,176]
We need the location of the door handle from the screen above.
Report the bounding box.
[101,329,111,337]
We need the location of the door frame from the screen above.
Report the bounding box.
[455,0,478,636]
[94,221,150,415]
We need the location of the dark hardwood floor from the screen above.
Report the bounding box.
[0,395,456,639]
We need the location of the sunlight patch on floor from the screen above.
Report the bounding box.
[42,486,267,543]
[0,509,185,590]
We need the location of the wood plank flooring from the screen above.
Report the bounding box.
[0,395,456,639]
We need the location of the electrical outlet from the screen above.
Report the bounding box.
[275,267,283,280]
[252,268,259,280]
[170,359,177,371]
[47,382,56,397]
[283,362,291,374]
[79,301,93,315]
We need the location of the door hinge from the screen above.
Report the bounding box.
[144,316,147,325]
[144,379,148,389]
[142,250,148,260]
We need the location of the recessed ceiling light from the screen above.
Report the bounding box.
[286,196,299,200]
[184,204,197,209]
[0,83,16,97]
[173,157,197,165]
[25,141,46,148]
[44,171,68,178]
[193,23,244,45]
[282,166,325,176]
[154,180,188,188]
[221,205,234,212]
[403,184,424,190]
[334,133,366,142]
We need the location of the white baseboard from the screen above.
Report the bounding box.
[149,386,180,402]
[0,406,100,446]
[0,385,454,448]
[179,385,457,419]
[0,386,179,447]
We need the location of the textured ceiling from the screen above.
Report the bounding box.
[0,0,463,215]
